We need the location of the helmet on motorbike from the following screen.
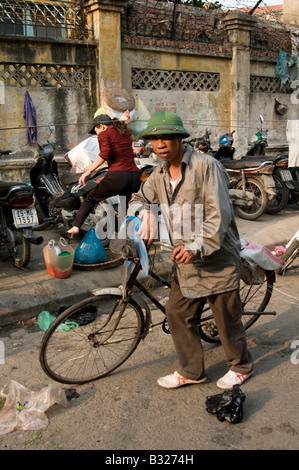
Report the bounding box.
[219,132,234,147]
[140,110,190,138]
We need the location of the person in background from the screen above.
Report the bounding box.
[65,112,140,239]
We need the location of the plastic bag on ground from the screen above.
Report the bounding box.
[0,381,69,434]
[37,310,78,332]
[205,385,246,424]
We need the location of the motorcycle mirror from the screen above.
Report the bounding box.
[259,114,264,123]
[49,122,56,134]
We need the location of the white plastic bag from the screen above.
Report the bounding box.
[65,136,99,172]
[126,98,151,140]
[0,381,69,434]
[240,240,285,271]
[94,97,151,140]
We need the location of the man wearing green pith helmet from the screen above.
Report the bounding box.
[127,110,254,390]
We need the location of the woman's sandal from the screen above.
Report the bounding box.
[61,229,85,241]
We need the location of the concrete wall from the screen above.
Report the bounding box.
[283,0,299,26]
[0,36,98,181]
[122,48,232,150]
[120,1,298,157]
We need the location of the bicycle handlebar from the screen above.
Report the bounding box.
[151,241,174,251]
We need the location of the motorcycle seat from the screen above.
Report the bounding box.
[221,159,271,169]
[0,181,31,198]
[242,154,288,164]
[61,168,108,186]
[60,171,83,185]
[242,155,277,162]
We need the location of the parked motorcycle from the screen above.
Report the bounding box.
[242,115,298,213]
[29,126,156,244]
[247,114,268,156]
[263,153,295,214]
[187,129,275,220]
[289,167,299,205]
[0,150,43,268]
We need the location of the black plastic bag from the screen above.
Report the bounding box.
[55,305,97,326]
[205,385,246,424]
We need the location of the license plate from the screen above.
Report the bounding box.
[12,206,39,228]
[279,169,293,181]
[262,174,275,188]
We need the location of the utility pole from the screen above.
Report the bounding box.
[249,0,263,15]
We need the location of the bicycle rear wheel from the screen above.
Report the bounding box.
[198,270,274,344]
[40,293,145,384]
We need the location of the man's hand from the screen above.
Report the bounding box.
[137,212,158,247]
[171,245,194,264]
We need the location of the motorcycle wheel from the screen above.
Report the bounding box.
[266,174,289,215]
[8,228,31,268]
[234,177,268,220]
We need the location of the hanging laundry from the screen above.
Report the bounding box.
[275,51,289,88]
[276,51,299,89]
[23,91,37,143]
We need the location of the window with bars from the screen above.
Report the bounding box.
[250,76,293,94]
[0,1,91,39]
[132,68,220,92]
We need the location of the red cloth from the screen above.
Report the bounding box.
[97,126,139,172]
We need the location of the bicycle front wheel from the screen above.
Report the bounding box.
[40,293,145,384]
[198,270,274,344]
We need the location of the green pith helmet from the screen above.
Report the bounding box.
[140,110,190,138]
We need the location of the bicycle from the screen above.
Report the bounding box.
[40,239,276,385]
[277,230,299,275]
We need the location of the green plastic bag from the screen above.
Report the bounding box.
[37,311,78,332]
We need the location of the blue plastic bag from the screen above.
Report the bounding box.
[119,216,149,277]
[74,228,107,265]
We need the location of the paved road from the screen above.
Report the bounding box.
[0,268,298,451]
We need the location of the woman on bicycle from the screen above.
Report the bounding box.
[65,112,140,239]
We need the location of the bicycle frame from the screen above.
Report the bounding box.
[39,240,276,385]
[116,241,275,341]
